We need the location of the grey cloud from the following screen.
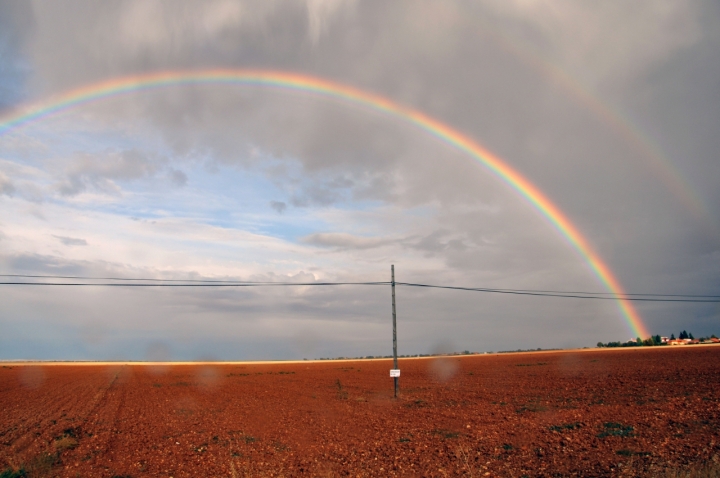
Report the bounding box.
[168,169,188,187]
[2,253,89,276]
[407,230,469,256]
[0,172,16,196]
[270,200,287,214]
[22,0,356,91]
[57,149,160,196]
[481,0,705,88]
[52,235,88,246]
[0,1,34,108]
[301,232,396,251]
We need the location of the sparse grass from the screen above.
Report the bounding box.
[0,468,27,478]
[405,399,426,408]
[433,429,459,439]
[457,445,476,477]
[515,362,548,367]
[549,422,580,432]
[335,379,348,400]
[516,400,548,413]
[597,422,634,438]
[54,428,78,453]
[273,441,289,452]
[54,435,78,452]
[616,449,651,457]
[228,430,256,444]
[26,452,58,475]
[662,462,720,478]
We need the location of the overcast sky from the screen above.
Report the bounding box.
[0,1,718,361]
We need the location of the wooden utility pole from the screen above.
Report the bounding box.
[391,264,399,398]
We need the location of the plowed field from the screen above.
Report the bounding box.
[1,346,719,477]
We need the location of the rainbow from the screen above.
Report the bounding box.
[484,27,718,239]
[0,69,650,338]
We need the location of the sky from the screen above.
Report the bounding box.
[0,0,719,361]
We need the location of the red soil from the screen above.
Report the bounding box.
[1,346,719,477]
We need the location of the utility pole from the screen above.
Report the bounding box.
[391,264,399,398]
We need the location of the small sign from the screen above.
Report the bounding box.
[390,369,400,378]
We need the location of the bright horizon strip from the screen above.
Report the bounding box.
[0,69,649,338]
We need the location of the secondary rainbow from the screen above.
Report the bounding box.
[483,27,716,238]
[0,69,650,338]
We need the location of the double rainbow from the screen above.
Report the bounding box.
[0,69,649,338]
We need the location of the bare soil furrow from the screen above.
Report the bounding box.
[1,347,719,477]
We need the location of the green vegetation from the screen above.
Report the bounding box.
[432,429,459,439]
[597,335,664,348]
[597,330,719,348]
[616,449,651,457]
[597,422,634,438]
[54,435,78,452]
[405,399,426,408]
[662,461,720,477]
[549,422,580,432]
[335,379,348,400]
[0,469,27,478]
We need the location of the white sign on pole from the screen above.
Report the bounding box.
[390,369,401,378]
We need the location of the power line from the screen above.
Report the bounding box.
[396,282,720,303]
[0,281,389,287]
[1,274,718,302]
[2,273,718,297]
[0,274,344,284]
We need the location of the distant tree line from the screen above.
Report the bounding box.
[597,331,717,348]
